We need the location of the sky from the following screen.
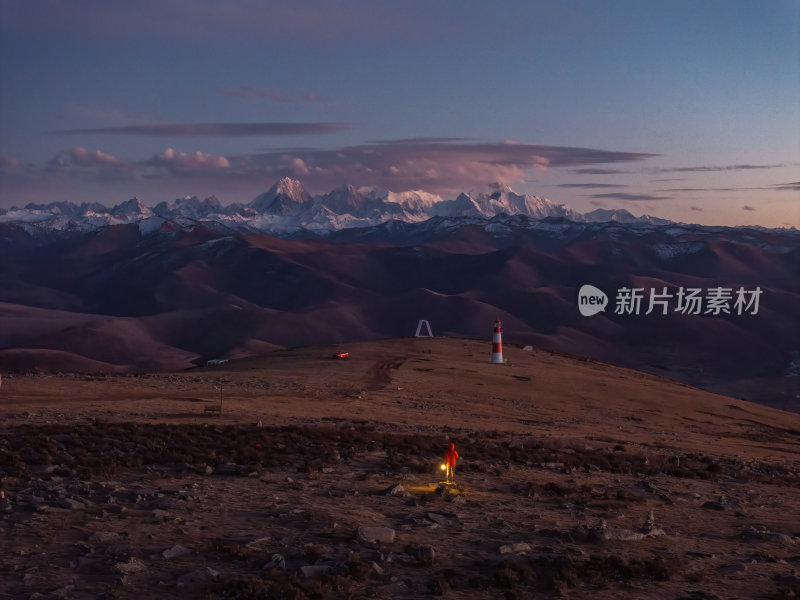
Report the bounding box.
[0,0,798,227]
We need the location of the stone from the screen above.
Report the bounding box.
[499,542,531,555]
[358,526,396,545]
[214,463,238,475]
[300,565,332,578]
[742,528,795,545]
[177,566,218,586]
[59,497,86,510]
[384,484,405,496]
[265,553,286,570]
[90,531,123,543]
[508,438,525,449]
[162,544,191,559]
[116,558,148,575]
[426,512,450,527]
[414,544,436,565]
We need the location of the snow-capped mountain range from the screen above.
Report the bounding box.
[0,178,670,237]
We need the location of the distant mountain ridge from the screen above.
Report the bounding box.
[1,192,798,411]
[0,178,675,237]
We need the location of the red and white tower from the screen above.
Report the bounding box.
[491,320,504,364]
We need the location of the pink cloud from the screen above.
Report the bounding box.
[0,156,20,169]
[241,140,655,194]
[49,146,128,168]
[150,148,230,169]
[2,139,658,205]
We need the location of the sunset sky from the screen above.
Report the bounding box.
[0,0,797,227]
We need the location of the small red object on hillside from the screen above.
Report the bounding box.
[332,352,349,359]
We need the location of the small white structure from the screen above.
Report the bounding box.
[522,345,533,351]
[206,359,229,366]
[415,320,433,337]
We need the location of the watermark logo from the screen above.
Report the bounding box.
[578,284,609,317]
[579,284,763,317]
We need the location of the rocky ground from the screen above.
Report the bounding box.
[1,338,799,599]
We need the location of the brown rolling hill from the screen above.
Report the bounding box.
[0,221,798,411]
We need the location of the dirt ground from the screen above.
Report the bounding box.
[1,338,799,599]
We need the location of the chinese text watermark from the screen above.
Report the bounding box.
[579,285,762,317]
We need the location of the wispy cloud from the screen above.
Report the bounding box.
[67,104,162,127]
[48,146,128,168]
[216,86,325,103]
[557,183,627,189]
[653,163,783,173]
[589,200,608,207]
[51,122,349,137]
[690,206,703,212]
[568,168,631,175]
[369,137,478,145]
[659,187,742,192]
[570,164,783,176]
[660,181,800,193]
[742,205,756,211]
[588,192,672,202]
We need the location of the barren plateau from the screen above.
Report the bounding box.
[1,338,799,599]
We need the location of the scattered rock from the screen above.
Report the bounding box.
[370,561,384,576]
[300,565,332,578]
[384,484,405,496]
[589,520,643,541]
[162,544,191,559]
[58,497,86,510]
[589,514,667,542]
[214,463,239,475]
[265,553,286,570]
[152,509,171,521]
[177,566,218,586]
[408,543,436,565]
[426,512,450,527]
[508,438,525,449]
[717,562,746,574]
[116,557,147,575]
[358,526,396,545]
[641,511,666,537]
[741,527,795,545]
[90,531,123,543]
[499,542,531,555]
[50,585,75,599]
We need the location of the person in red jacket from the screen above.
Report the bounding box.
[443,443,459,485]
